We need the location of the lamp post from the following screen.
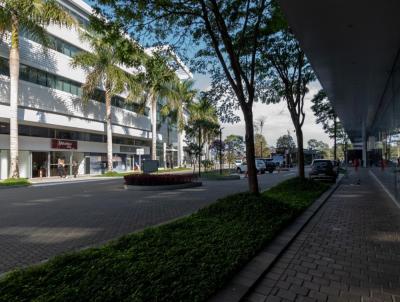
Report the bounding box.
[219,127,224,175]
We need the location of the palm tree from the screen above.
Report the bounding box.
[160,79,197,166]
[71,32,143,173]
[140,54,179,161]
[0,0,75,178]
[186,96,220,174]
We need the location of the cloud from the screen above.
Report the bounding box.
[221,81,331,147]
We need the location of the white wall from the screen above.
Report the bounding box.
[0,77,152,139]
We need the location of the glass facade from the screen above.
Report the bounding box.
[0,56,150,116]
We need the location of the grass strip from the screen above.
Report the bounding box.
[0,178,329,302]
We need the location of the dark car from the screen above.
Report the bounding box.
[262,159,276,173]
[309,159,337,182]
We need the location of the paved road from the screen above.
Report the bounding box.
[0,171,295,273]
[244,170,400,302]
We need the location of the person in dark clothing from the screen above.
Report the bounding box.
[72,160,78,178]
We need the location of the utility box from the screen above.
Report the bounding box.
[142,160,159,174]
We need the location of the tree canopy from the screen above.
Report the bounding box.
[95,0,288,193]
[276,134,296,151]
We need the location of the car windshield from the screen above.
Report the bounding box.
[313,161,332,168]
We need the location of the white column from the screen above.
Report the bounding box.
[362,123,367,168]
[163,142,167,169]
[177,131,183,167]
[0,150,8,180]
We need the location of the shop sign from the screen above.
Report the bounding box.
[51,139,78,150]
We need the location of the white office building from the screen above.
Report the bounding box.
[0,0,191,179]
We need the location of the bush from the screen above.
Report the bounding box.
[124,174,197,186]
[0,178,329,302]
[0,178,30,187]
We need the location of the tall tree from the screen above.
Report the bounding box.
[255,134,269,157]
[96,0,282,193]
[311,89,348,160]
[276,133,296,151]
[139,53,179,161]
[224,135,245,157]
[160,79,197,166]
[0,0,75,178]
[71,30,143,172]
[185,96,219,176]
[263,29,315,179]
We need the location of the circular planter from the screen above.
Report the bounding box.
[124,181,202,191]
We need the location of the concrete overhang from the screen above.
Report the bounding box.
[278,0,400,140]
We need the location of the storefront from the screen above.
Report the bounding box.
[0,132,151,179]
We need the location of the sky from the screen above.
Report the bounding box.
[83,0,331,148]
[192,74,331,148]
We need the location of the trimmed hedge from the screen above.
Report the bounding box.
[0,178,30,187]
[124,173,197,186]
[0,178,329,302]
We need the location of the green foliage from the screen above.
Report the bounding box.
[0,178,31,187]
[0,178,329,302]
[255,133,270,157]
[310,89,348,144]
[276,133,296,151]
[201,159,214,171]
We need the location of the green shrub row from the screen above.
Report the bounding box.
[0,178,329,302]
[0,178,31,187]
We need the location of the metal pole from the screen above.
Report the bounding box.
[219,128,222,175]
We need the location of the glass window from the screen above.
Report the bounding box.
[56,78,63,91]
[0,57,9,76]
[29,67,38,83]
[37,70,47,86]
[63,80,71,93]
[19,65,29,81]
[47,74,56,89]
[70,83,78,95]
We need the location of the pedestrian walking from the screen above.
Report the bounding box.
[72,160,78,178]
[57,158,64,178]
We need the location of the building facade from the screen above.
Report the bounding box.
[0,0,190,179]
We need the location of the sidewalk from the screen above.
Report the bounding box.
[29,175,119,185]
[243,169,400,302]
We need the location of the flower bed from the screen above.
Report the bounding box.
[124,174,197,186]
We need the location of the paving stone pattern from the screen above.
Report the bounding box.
[244,171,400,302]
[0,172,294,274]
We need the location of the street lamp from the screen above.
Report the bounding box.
[219,127,224,175]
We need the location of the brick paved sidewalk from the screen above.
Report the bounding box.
[244,170,400,302]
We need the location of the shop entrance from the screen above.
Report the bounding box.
[32,152,48,178]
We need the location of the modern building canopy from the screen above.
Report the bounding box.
[278,0,400,142]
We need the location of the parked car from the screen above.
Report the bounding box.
[309,159,337,182]
[260,158,276,173]
[235,159,243,167]
[236,159,266,174]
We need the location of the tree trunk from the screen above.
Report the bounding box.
[9,15,20,179]
[177,128,182,167]
[243,108,259,194]
[151,96,157,160]
[295,126,305,180]
[333,116,337,161]
[105,89,113,172]
[198,127,201,177]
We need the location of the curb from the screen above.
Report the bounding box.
[208,176,344,302]
[124,182,202,191]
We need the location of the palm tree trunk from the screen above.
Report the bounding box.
[151,95,157,160]
[105,89,113,172]
[9,15,20,178]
